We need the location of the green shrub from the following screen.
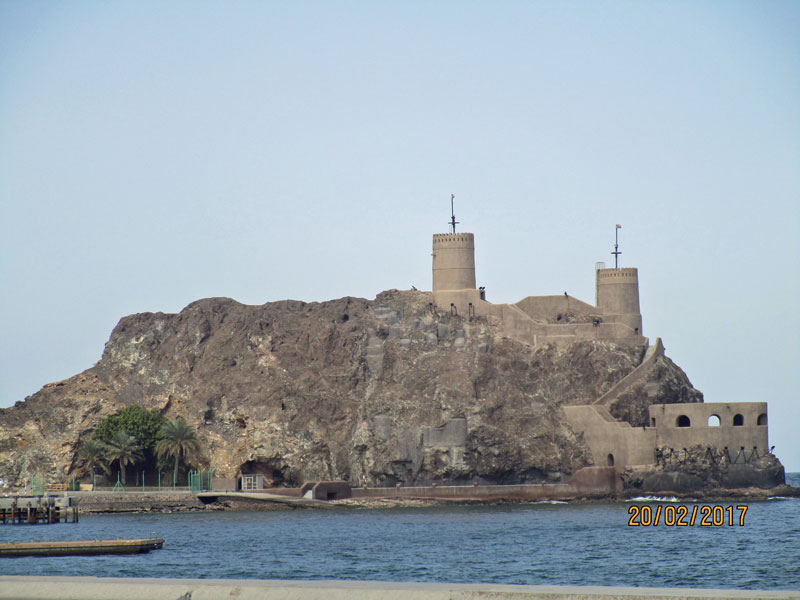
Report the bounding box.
[93,406,167,462]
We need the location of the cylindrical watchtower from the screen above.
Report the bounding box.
[432,233,476,291]
[596,268,643,335]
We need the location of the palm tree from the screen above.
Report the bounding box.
[156,417,201,484]
[105,430,143,486]
[75,440,110,481]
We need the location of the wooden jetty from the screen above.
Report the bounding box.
[0,538,164,557]
[0,496,78,525]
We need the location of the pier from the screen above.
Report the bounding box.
[0,496,78,525]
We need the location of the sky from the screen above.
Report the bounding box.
[1,1,798,471]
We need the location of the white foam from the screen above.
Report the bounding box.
[625,495,679,502]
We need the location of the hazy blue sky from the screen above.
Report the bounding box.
[1,1,798,470]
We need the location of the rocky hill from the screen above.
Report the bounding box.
[0,289,704,488]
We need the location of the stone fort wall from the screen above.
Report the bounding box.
[563,403,769,470]
[649,402,768,453]
[430,232,644,347]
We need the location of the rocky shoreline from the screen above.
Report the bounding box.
[62,484,800,515]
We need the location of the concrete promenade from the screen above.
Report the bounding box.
[0,577,797,600]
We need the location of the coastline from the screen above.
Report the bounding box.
[53,484,800,514]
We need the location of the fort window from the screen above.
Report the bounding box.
[607,453,615,467]
[757,413,767,426]
[651,417,656,427]
[676,415,691,428]
[733,414,744,427]
[707,415,720,427]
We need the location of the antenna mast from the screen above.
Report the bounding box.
[612,224,622,269]
[449,194,459,233]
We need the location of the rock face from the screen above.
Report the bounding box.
[1,290,705,488]
[625,448,786,493]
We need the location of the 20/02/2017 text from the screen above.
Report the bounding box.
[627,504,748,527]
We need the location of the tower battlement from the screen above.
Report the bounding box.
[596,268,638,281]
[432,234,475,244]
[430,229,644,345]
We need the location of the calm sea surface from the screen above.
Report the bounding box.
[2,473,799,590]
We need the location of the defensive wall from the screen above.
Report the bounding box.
[649,402,768,452]
[563,405,656,469]
[593,338,664,406]
[428,229,775,477]
[563,403,769,470]
[430,232,645,347]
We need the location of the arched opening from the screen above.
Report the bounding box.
[607,453,615,467]
[733,414,744,426]
[757,413,767,426]
[707,415,720,427]
[676,415,691,428]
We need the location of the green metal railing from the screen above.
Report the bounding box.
[188,468,215,492]
[72,467,216,492]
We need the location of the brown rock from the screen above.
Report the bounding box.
[0,290,702,488]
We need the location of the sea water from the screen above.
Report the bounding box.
[1,473,798,589]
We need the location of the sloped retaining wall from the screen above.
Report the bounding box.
[351,467,622,501]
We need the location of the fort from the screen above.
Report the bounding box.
[0,216,783,496]
[430,222,770,475]
[432,232,642,345]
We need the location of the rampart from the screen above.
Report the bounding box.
[563,406,656,468]
[563,402,770,470]
[593,338,664,406]
[649,403,768,453]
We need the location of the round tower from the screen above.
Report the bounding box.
[596,267,643,335]
[432,233,476,291]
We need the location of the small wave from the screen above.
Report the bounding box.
[767,496,795,501]
[530,500,568,505]
[625,496,679,502]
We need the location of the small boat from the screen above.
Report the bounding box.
[0,537,164,557]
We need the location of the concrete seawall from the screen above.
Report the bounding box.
[0,577,797,600]
[69,491,204,512]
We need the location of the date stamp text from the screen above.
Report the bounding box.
[627,504,748,527]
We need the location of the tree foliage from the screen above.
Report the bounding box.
[156,417,202,482]
[93,406,167,458]
[75,439,110,478]
[104,430,143,485]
